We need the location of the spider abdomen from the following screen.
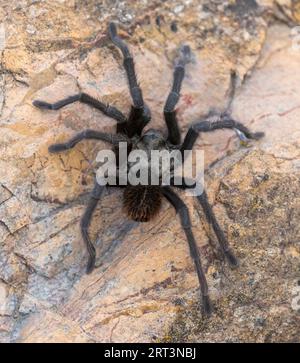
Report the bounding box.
[123,185,162,222]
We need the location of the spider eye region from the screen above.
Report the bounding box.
[141,129,166,149]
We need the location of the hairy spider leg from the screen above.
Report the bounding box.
[80,182,105,273]
[176,116,264,266]
[164,45,191,145]
[180,115,265,155]
[47,130,124,153]
[33,93,126,124]
[46,128,130,272]
[223,69,239,114]
[170,178,238,267]
[162,186,213,315]
[196,190,238,267]
[108,22,150,137]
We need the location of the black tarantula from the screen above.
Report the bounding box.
[33,23,264,315]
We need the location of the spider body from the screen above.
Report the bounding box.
[119,129,170,222]
[33,22,264,316]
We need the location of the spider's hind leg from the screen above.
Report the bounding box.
[197,190,238,268]
[162,186,213,316]
[170,179,238,268]
[80,182,105,273]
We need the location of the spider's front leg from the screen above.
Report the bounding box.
[108,22,150,136]
[164,44,191,145]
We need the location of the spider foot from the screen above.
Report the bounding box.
[225,250,239,269]
[176,44,192,67]
[86,256,95,274]
[48,143,69,153]
[235,128,265,146]
[202,294,213,316]
[32,100,53,110]
[108,22,118,39]
[252,131,265,140]
[180,44,191,62]
[234,128,249,144]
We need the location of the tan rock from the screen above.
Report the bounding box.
[17,310,92,343]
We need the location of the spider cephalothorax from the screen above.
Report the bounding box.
[33,22,264,316]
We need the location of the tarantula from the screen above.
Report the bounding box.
[32,23,264,315]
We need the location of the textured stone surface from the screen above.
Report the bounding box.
[0,1,299,342]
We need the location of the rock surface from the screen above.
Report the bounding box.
[0,0,299,342]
